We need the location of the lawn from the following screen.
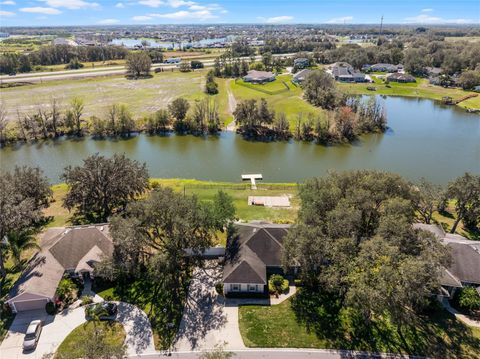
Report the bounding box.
[230,74,325,128]
[239,291,480,358]
[55,321,126,359]
[338,77,480,110]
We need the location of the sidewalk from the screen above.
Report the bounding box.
[441,297,480,328]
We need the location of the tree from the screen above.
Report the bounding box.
[168,98,190,122]
[62,154,149,223]
[262,52,273,70]
[179,62,191,72]
[5,230,40,267]
[415,178,443,224]
[145,109,170,133]
[65,58,84,70]
[125,51,151,78]
[257,98,274,125]
[273,112,290,138]
[457,70,480,90]
[403,48,427,76]
[302,70,338,110]
[446,173,480,233]
[457,287,480,313]
[205,70,219,95]
[191,60,204,69]
[65,97,84,136]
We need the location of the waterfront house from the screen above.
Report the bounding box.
[243,70,276,84]
[6,225,113,313]
[368,63,399,72]
[330,62,366,83]
[386,72,416,83]
[292,69,313,84]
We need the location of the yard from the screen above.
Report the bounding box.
[239,290,480,358]
[56,321,126,359]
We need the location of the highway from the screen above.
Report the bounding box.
[0,53,297,84]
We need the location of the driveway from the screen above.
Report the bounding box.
[175,264,245,351]
[0,301,155,358]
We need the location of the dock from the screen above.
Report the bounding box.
[242,174,262,189]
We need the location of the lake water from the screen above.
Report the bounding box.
[0,97,479,185]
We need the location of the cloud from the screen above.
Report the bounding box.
[138,0,164,7]
[421,8,433,12]
[132,15,153,21]
[0,1,16,5]
[115,2,125,8]
[98,18,120,24]
[261,16,293,24]
[138,0,196,8]
[326,16,353,24]
[0,10,15,16]
[404,14,475,24]
[38,0,99,9]
[20,7,62,15]
[149,9,217,20]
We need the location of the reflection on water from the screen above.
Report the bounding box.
[0,97,479,185]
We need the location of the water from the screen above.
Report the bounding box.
[0,97,479,185]
[109,37,228,49]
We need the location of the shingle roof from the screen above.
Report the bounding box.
[447,242,480,285]
[223,223,289,284]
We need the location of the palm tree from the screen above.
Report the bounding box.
[6,230,40,267]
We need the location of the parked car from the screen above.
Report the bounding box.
[23,320,42,351]
[85,302,118,320]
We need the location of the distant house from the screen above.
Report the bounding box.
[330,62,366,83]
[165,57,182,64]
[6,225,113,313]
[293,58,310,69]
[426,67,443,77]
[223,223,290,295]
[243,70,276,84]
[368,63,399,73]
[292,69,313,84]
[413,223,480,298]
[386,72,416,83]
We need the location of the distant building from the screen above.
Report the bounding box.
[386,72,416,83]
[368,63,399,73]
[330,62,366,83]
[0,32,10,38]
[292,69,313,84]
[293,57,310,69]
[165,57,182,64]
[53,37,78,47]
[243,70,276,84]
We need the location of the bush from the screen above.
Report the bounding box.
[56,275,79,305]
[191,60,204,69]
[81,296,94,306]
[215,283,224,295]
[456,287,480,313]
[294,279,303,287]
[45,302,56,315]
[268,274,289,296]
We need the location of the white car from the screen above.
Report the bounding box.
[23,320,42,351]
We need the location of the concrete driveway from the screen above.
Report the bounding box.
[0,301,155,358]
[175,264,245,351]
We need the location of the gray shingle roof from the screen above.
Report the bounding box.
[447,242,480,285]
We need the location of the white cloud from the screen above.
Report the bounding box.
[98,18,120,24]
[404,14,475,24]
[38,0,99,10]
[132,15,153,21]
[138,0,164,7]
[150,9,216,20]
[0,10,15,16]
[139,0,196,8]
[421,8,433,12]
[262,16,293,24]
[20,7,62,15]
[115,2,125,8]
[0,1,16,5]
[168,0,195,7]
[326,16,353,24]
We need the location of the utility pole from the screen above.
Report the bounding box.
[380,15,384,36]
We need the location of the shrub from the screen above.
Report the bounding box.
[215,283,224,295]
[268,274,289,296]
[56,275,79,305]
[45,302,56,315]
[294,279,303,287]
[81,296,94,306]
[457,287,480,313]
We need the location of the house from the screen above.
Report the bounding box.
[292,69,313,84]
[368,63,399,73]
[330,62,366,83]
[386,72,416,83]
[293,58,310,69]
[243,70,276,84]
[165,57,182,64]
[413,223,480,298]
[223,223,290,295]
[6,225,113,313]
[248,196,291,208]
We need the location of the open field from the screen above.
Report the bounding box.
[239,294,480,357]
[338,77,480,110]
[445,36,480,43]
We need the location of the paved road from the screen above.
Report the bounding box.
[0,53,298,84]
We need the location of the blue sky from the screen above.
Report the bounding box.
[0,0,479,27]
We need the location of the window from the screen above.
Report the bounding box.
[248,284,257,292]
[231,284,240,292]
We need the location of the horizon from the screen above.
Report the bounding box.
[0,0,479,27]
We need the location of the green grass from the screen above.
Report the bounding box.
[56,321,126,359]
[239,292,480,358]
[338,77,480,110]
[230,75,325,128]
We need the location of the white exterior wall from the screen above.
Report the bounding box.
[223,282,263,295]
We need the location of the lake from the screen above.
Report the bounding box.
[0,97,479,185]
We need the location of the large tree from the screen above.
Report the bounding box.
[446,173,480,233]
[125,51,151,78]
[302,70,338,110]
[414,178,444,224]
[62,154,149,223]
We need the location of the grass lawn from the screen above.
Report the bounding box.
[230,74,326,128]
[338,77,480,110]
[239,293,480,358]
[56,321,126,359]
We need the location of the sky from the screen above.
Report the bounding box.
[0,0,479,27]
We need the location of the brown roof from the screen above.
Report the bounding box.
[223,223,289,284]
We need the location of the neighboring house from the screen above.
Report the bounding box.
[413,223,480,298]
[53,38,78,47]
[292,69,313,84]
[243,70,276,84]
[223,223,290,295]
[368,63,399,73]
[330,62,366,83]
[386,72,416,83]
[293,58,310,69]
[165,57,182,64]
[6,225,113,313]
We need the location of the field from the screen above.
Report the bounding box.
[0,70,219,121]
[338,77,480,110]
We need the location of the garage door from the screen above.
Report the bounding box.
[13,299,48,312]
